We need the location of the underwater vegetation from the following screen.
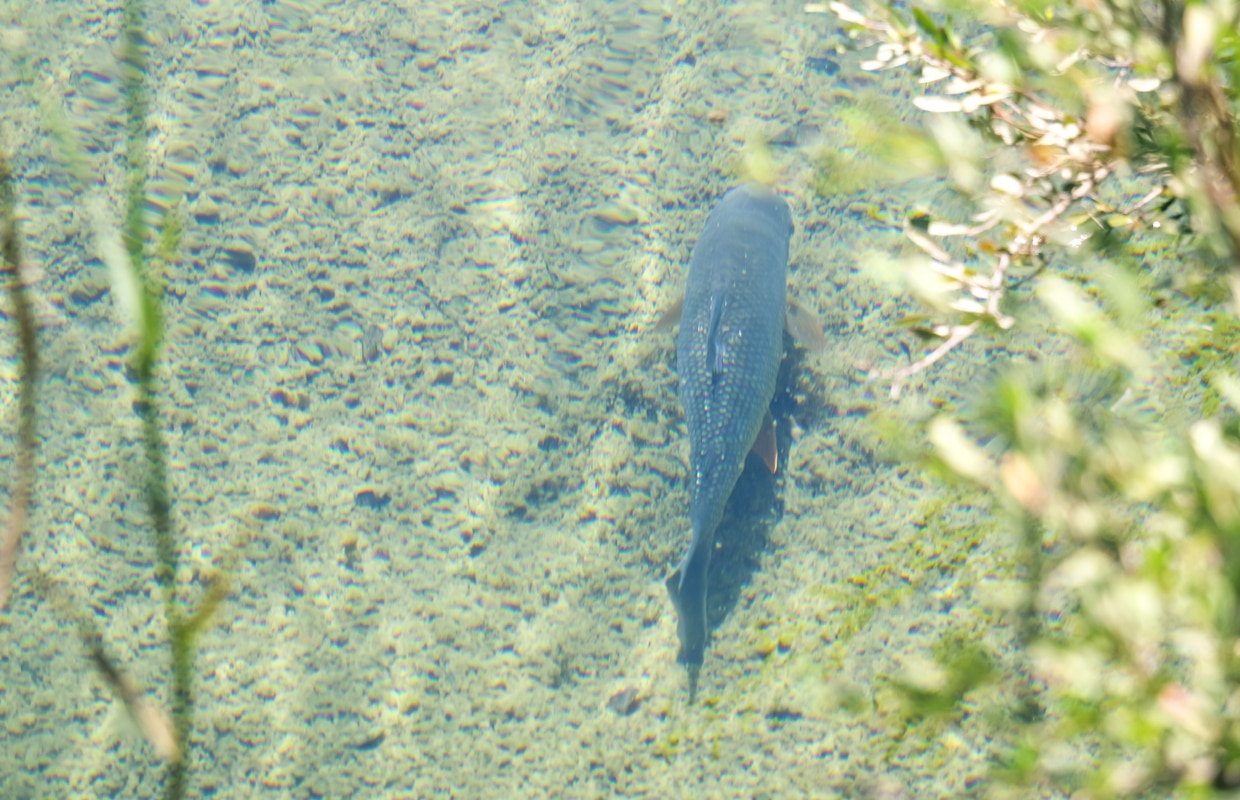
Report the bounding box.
[2,1,225,797]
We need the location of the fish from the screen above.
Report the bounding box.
[664,183,794,699]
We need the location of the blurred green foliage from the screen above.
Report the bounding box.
[822,0,1240,793]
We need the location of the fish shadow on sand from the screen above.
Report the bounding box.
[703,334,810,636]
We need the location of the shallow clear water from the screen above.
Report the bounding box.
[0,0,1198,797]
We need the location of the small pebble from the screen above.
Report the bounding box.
[361,324,384,363]
[355,489,391,510]
[607,687,642,716]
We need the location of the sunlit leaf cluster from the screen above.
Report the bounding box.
[815,0,1240,793]
[814,0,1240,393]
[931,332,1240,792]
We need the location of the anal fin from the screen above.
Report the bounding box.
[752,409,778,473]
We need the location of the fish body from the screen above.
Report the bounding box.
[667,183,791,685]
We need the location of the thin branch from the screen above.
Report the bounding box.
[29,569,179,762]
[1123,186,1169,216]
[881,253,1013,397]
[85,629,180,762]
[885,320,982,399]
[1022,176,1100,236]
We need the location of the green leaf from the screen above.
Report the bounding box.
[943,15,961,51]
[912,7,943,45]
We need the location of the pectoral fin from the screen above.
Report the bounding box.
[786,297,826,352]
[655,297,684,333]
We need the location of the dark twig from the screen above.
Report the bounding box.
[28,568,179,761]
[0,150,38,611]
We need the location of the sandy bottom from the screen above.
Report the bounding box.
[0,0,1204,797]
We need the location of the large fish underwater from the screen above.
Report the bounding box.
[660,182,823,699]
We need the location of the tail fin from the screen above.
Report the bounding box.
[666,540,712,700]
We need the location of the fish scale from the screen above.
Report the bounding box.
[667,183,791,695]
